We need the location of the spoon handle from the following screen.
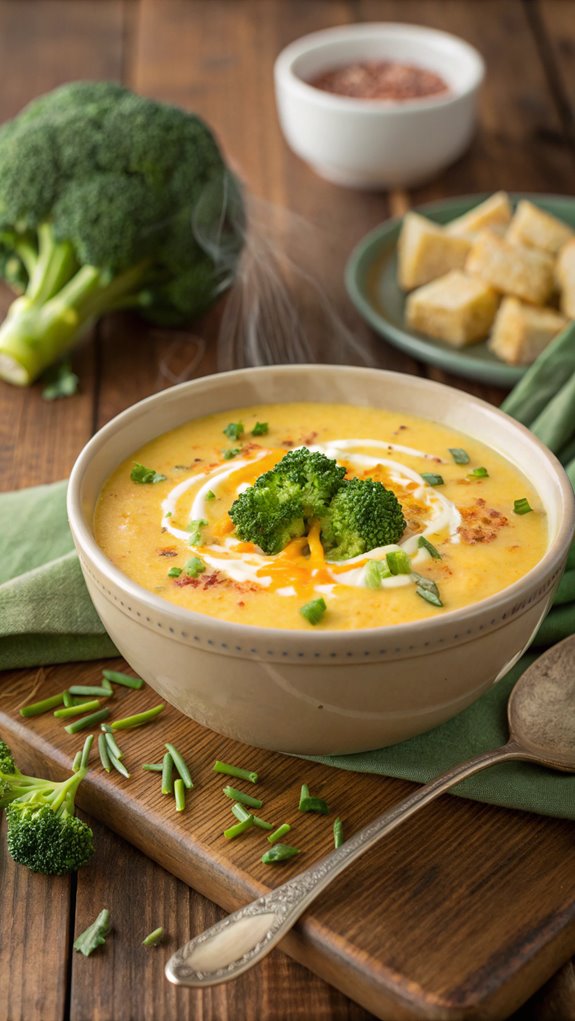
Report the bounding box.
[166,739,533,988]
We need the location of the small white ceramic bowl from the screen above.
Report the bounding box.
[274,22,485,189]
[68,366,574,755]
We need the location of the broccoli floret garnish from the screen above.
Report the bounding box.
[320,477,406,560]
[0,739,93,875]
[229,448,345,555]
[0,81,244,386]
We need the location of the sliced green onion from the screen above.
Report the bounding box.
[299,597,327,625]
[449,448,470,465]
[19,692,65,717]
[267,823,291,845]
[251,422,269,436]
[142,927,164,947]
[261,844,301,864]
[223,447,241,460]
[421,472,444,486]
[98,733,112,773]
[187,519,208,545]
[333,817,344,848]
[103,729,123,761]
[167,566,182,578]
[415,575,443,608]
[183,556,205,578]
[231,803,274,830]
[298,783,329,814]
[161,752,174,795]
[418,536,441,559]
[223,816,254,839]
[469,466,489,478]
[386,550,411,575]
[109,749,130,779]
[174,778,186,812]
[130,463,167,484]
[64,708,110,734]
[213,759,258,784]
[72,751,83,772]
[102,670,144,690]
[142,763,164,772]
[80,734,94,769]
[364,560,391,589]
[223,786,263,809]
[514,497,533,515]
[68,685,112,697]
[110,704,165,731]
[165,743,193,789]
[224,421,244,440]
[54,699,101,718]
[63,691,74,708]
[205,490,216,501]
[101,678,113,694]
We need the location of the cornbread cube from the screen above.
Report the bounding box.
[506,199,573,255]
[488,297,567,365]
[465,232,555,305]
[446,191,512,238]
[397,212,471,290]
[406,271,498,348]
[556,238,575,318]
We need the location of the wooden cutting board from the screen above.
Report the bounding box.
[1,658,574,1021]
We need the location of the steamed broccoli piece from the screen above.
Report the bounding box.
[0,81,244,385]
[320,478,406,560]
[229,448,345,555]
[0,739,93,875]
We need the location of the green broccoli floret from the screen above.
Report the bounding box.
[0,739,93,875]
[0,81,244,385]
[320,478,406,560]
[229,448,346,555]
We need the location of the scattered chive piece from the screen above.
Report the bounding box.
[251,422,269,436]
[72,751,83,772]
[299,597,327,626]
[224,421,244,440]
[130,463,167,484]
[110,704,165,731]
[80,734,94,770]
[418,535,442,559]
[414,574,443,608]
[469,466,489,478]
[223,786,263,809]
[65,708,110,734]
[449,448,470,465]
[174,778,186,812]
[102,670,144,690]
[223,816,254,839]
[261,844,301,864]
[98,733,112,773]
[184,556,205,578]
[205,490,216,501]
[299,783,310,806]
[386,550,411,575]
[514,497,533,515]
[54,699,101,718]
[213,759,259,784]
[167,566,182,578]
[142,763,164,772]
[187,519,207,545]
[364,559,391,589]
[63,691,74,708]
[68,685,112,697]
[421,472,444,486]
[299,795,330,814]
[223,447,241,460]
[267,823,291,845]
[333,817,344,849]
[231,803,274,830]
[161,752,174,795]
[142,927,165,948]
[103,730,123,760]
[165,743,193,789]
[109,749,130,779]
[165,511,172,518]
[19,692,65,717]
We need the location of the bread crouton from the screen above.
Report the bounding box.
[465,232,555,305]
[488,297,567,365]
[406,271,498,347]
[446,192,512,238]
[397,212,470,290]
[506,200,573,255]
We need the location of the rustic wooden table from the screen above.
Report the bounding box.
[0,2,574,1019]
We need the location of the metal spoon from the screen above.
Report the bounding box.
[166,635,575,988]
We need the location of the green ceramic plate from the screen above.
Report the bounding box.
[345,193,575,387]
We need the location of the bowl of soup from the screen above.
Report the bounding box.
[67,365,574,754]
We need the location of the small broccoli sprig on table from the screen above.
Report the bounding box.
[320,477,406,560]
[0,738,94,875]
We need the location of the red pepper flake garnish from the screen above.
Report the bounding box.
[157,547,178,557]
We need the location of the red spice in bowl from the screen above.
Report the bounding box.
[307,60,449,101]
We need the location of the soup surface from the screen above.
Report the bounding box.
[94,402,547,630]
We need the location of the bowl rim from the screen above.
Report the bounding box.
[274,21,485,116]
[68,364,575,647]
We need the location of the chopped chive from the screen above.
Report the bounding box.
[299,783,310,807]
[110,704,165,731]
[205,490,216,501]
[103,730,123,761]
[300,796,330,814]
[72,750,83,772]
[514,497,533,515]
[267,823,291,845]
[421,472,444,486]
[174,778,186,812]
[54,699,101,718]
[299,597,327,625]
[415,578,443,608]
[161,752,174,795]
[19,692,65,717]
[418,535,442,559]
[386,550,411,575]
[102,670,144,690]
[333,817,344,848]
[63,691,74,708]
[469,466,489,478]
[251,422,269,436]
[222,786,263,809]
[98,733,112,773]
[187,519,207,545]
[223,447,241,460]
[167,566,182,578]
[65,708,110,734]
[130,462,167,484]
[142,927,164,947]
[109,749,130,779]
[68,685,112,697]
[224,421,244,440]
[231,803,274,830]
[224,816,254,839]
[364,559,391,589]
[183,556,205,578]
[261,844,301,864]
[449,448,470,465]
[80,734,94,770]
[165,743,193,789]
[142,763,164,772]
[213,759,258,784]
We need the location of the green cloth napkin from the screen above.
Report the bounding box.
[0,480,573,819]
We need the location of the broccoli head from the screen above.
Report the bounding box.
[320,477,406,560]
[0,81,244,385]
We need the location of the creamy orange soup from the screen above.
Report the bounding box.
[94,402,548,630]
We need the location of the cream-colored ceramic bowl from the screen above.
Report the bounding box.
[274,23,485,189]
[68,366,574,755]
